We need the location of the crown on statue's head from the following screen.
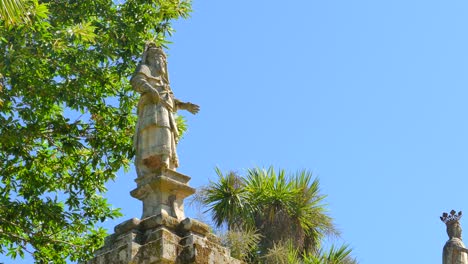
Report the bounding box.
[440,210,462,225]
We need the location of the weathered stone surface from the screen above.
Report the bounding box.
[86,215,242,264]
[115,218,141,234]
[131,169,195,220]
[86,169,241,263]
[87,230,142,264]
[179,218,210,236]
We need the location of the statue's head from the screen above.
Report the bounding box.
[448,221,463,239]
[441,210,463,239]
[141,42,166,64]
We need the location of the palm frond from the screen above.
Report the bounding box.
[200,168,249,229]
[0,0,27,25]
[304,244,357,264]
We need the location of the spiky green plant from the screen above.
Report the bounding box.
[197,167,343,261]
[262,240,301,264]
[221,227,262,262]
[244,167,337,254]
[199,167,250,230]
[303,244,358,264]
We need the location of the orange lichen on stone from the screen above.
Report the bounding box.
[143,155,162,169]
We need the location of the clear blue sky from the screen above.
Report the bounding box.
[4,1,468,263]
[111,1,468,263]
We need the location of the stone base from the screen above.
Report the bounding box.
[87,169,241,263]
[86,213,242,264]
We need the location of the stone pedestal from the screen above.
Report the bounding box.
[86,169,242,264]
[130,169,195,220]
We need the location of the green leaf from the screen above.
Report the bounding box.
[67,21,97,43]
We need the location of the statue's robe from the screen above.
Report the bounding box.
[443,238,468,264]
[131,63,179,177]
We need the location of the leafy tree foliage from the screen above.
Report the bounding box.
[195,167,357,263]
[0,0,191,262]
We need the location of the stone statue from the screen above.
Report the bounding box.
[441,210,468,264]
[131,43,199,176]
[87,43,242,264]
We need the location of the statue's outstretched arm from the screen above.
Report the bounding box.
[175,100,200,115]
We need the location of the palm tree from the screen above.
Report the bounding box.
[0,0,27,25]
[195,167,343,262]
[244,167,336,254]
